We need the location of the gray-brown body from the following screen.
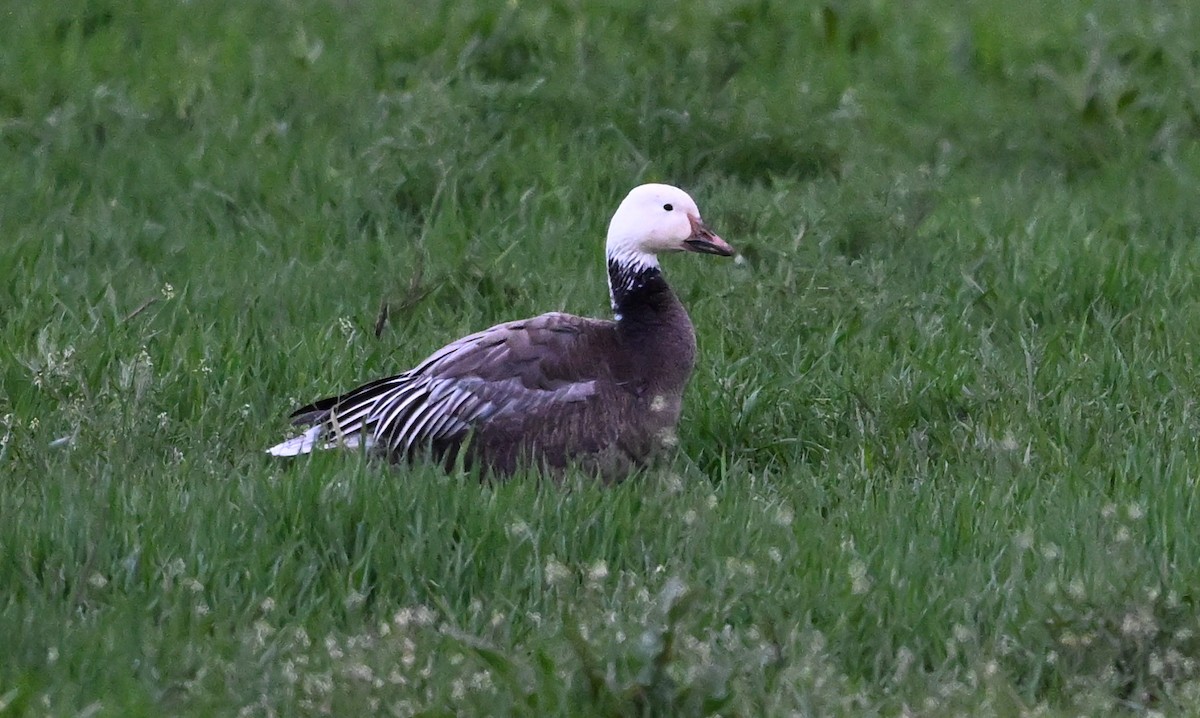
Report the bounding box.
[281,268,696,482]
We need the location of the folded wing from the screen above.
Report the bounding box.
[267,312,615,460]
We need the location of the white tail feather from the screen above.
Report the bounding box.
[266,426,324,456]
[266,426,376,456]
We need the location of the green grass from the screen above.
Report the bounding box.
[3,0,1200,714]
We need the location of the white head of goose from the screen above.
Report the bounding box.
[267,183,733,481]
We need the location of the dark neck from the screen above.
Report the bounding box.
[607,257,697,387]
[608,258,679,327]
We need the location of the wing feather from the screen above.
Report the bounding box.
[270,313,616,459]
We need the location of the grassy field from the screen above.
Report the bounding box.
[3,0,1200,714]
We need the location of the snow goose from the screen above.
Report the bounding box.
[267,183,733,481]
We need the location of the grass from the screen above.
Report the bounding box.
[3,0,1200,714]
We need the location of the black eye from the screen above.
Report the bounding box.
[663,203,673,211]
